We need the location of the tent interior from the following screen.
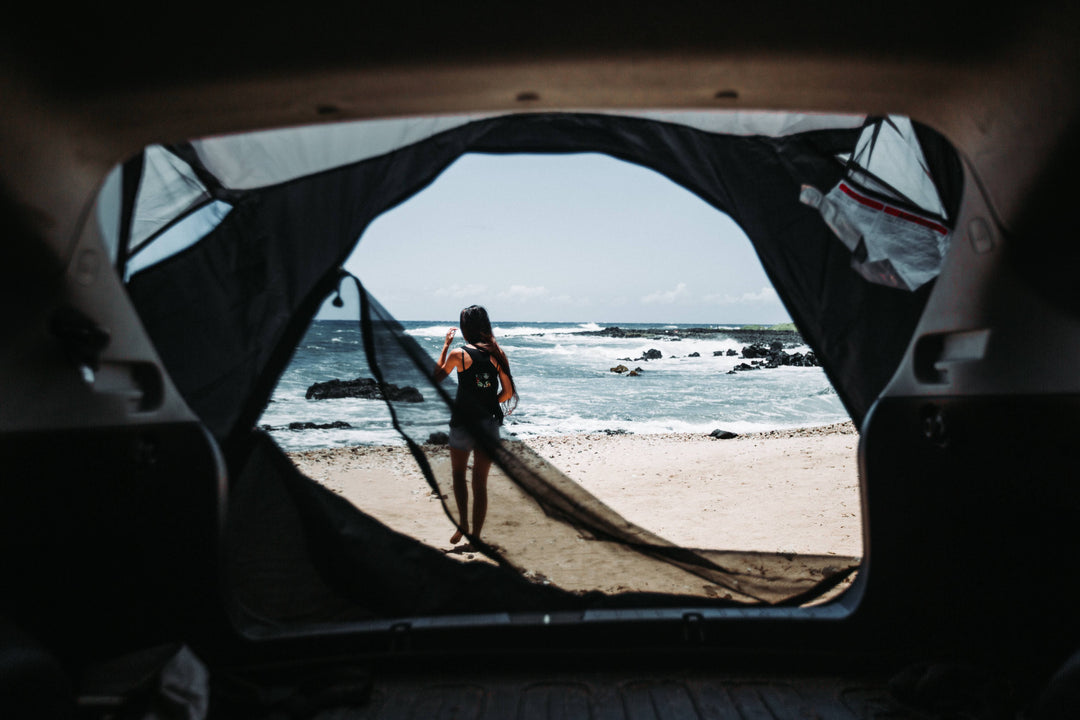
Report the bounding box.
[79,111,957,632]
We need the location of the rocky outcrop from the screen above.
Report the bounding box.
[290,420,352,430]
[616,347,665,363]
[306,377,424,402]
[575,325,805,347]
[598,330,820,375]
[732,343,819,372]
[709,428,739,439]
[261,420,353,431]
[728,363,757,374]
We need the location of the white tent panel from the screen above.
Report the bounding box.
[95,164,122,263]
[131,145,213,250]
[190,113,499,191]
[851,116,946,219]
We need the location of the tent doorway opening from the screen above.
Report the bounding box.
[263,152,862,599]
[119,111,957,615]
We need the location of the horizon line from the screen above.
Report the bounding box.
[314,318,797,327]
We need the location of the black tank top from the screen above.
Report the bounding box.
[450,346,503,427]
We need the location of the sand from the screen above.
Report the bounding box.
[286,422,862,597]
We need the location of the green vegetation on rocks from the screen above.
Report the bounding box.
[740,322,798,331]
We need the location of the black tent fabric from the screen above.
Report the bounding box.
[223,426,858,625]
[223,431,589,626]
[123,111,956,614]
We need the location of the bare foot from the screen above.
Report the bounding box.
[450,528,466,544]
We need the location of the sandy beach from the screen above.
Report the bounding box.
[287,421,862,599]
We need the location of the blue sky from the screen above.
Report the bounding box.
[322,152,791,325]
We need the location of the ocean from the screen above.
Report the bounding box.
[259,320,849,452]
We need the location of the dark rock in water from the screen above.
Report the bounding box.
[287,420,353,431]
[729,342,822,373]
[626,347,682,362]
[627,370,640,376]
[610,364,630,374]
[713,350,725,356]
[586,326,631,338]
[742,343,771,359]
[726,349,738,356]
[602,428,630,435]
[710,428,739,439]
[688,352,700,357]
[306,377,423,402]
[426,431,449,445]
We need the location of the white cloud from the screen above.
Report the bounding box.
[500,285,549,300]
[741,287,778,303]
[641,283,689,305]
[434,283,487,299]
[703,286,779,305]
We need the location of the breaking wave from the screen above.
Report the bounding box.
[263,319,848,451]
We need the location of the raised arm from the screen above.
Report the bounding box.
[434,328,461,382]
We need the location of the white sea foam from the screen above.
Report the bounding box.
[263,319,846,451]
[403,324,456,338]
[405,323,595,339]
[491,324,600,338]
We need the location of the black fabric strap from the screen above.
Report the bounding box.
[115,151,144,277]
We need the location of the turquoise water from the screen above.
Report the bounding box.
[259,320,848,451]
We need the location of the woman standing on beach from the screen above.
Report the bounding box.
[435,305,518,545]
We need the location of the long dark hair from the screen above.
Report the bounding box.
[460,305,518,414]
